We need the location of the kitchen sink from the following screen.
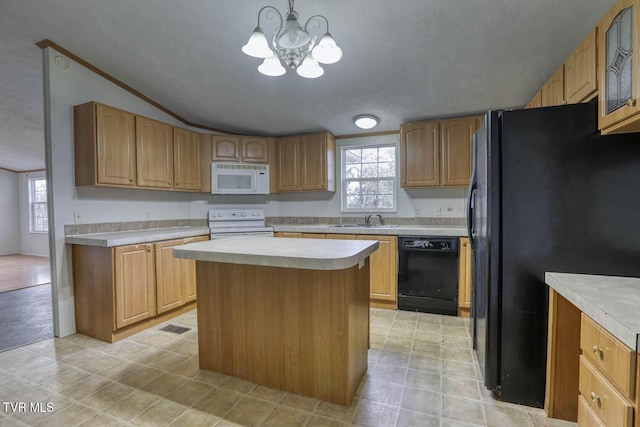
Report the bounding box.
[327,224,399,229]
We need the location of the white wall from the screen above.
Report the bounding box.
[0,169,20,255]
[276,133,467,219]
[18,171,50,257]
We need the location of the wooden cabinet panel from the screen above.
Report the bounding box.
[541,65,565,107]
[357,235,397,304]
[211,135,240,161]
[136,116,173,188]
[277,136,302,191]
[325,234,357,240]
[525,90,542,109]
[579,355,633,427]
[400,121,440,187]
[457,237,471,317]
[598,0,640,133]
[274,232,303,238]
[301,132,335,191]
[580,314,636,399]
[440,117,477,186]
[241,137,269,163]
[181,236,209,303]
[565,28,598,104]
[578,395,606,427]
[73,102,136,187]
[155,239,185,314]
[173,128,201,191]
[114,244,156,329]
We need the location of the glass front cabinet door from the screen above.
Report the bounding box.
[598,0,640,133]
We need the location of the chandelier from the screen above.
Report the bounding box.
[241,0,343,78]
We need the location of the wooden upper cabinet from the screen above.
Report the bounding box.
[400,121,440,187]
[300,132,335,191]
[277,136,301,191]
[173,128,201,191]
[241,137,270,163]
[525,90,542,109]
[541,65,565,107]
[598,0,640,133]
[440,116,478,186]
[211,135,270,163]
[136,116,174,189]
[564,27,598,104]
[74,102,136,187]
[211,135,240,161]
[277,132,335,192]
[114,244,156,329]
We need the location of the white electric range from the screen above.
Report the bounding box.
[208,208,274,239]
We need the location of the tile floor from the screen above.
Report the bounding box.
[0,309,577,427]
[0,284,53,352]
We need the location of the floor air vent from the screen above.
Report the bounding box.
[159,325,190,334]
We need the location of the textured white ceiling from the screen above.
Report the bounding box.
[0,0,617,172]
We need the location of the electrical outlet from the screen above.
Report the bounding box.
[145,211,151,220]
[73,211,82,224]
[434,207,442,217]
[414,208,420,216]
[312,207,319,215]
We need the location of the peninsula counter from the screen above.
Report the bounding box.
[173,236,379,406]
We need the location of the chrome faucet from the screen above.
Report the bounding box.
[376,214,384,225]
[364,214,372,225]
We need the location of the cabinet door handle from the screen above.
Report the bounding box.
[626,98,637,107]
[592,345,603,358]
[590,391,601,404]
[129,178,133,183]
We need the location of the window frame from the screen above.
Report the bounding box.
[340,142,398,213]
[29,177,48,234]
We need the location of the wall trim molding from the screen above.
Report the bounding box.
[0,166,46,174]
[335,130,399,139]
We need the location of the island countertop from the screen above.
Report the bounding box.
[545,272,640,351]
[173,236,379,271]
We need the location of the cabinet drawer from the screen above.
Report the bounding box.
[579,355,633,427]
[580,314,636,399]
[578,394,606,427]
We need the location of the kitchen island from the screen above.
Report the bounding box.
[173,236,379,406]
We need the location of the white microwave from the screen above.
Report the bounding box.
[211,163,270,195]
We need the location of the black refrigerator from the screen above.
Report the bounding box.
[467,100,640,408]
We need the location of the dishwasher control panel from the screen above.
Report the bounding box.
[399,237,458,252]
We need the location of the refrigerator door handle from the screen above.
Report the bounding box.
[467,133,478,246]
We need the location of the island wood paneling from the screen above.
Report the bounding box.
[195,260,370,406]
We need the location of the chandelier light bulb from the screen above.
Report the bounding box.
[312,33,343,64]
[296,56,324,79]
[241,26,274,59]
[258,54,286,76]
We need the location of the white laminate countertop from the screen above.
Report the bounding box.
[173,236,379,271]
[545,272,640,351]
[65,226,211,247]
[271,224,468,237]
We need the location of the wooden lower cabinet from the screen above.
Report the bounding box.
[155,236,208,314]
[357,235,397,309]
[114,244,156,328]
[545,290,640,426]
[457,237,471,317]
[72,235,207,343]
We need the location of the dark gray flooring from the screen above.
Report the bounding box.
[0,284,53,352]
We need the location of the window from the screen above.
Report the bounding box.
[341,144,397,212]
[29,178,48,233]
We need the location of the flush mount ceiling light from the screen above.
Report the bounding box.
[354,115,379,129]
[242,0,342,78]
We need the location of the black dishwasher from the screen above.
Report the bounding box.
[397,236,458,315]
